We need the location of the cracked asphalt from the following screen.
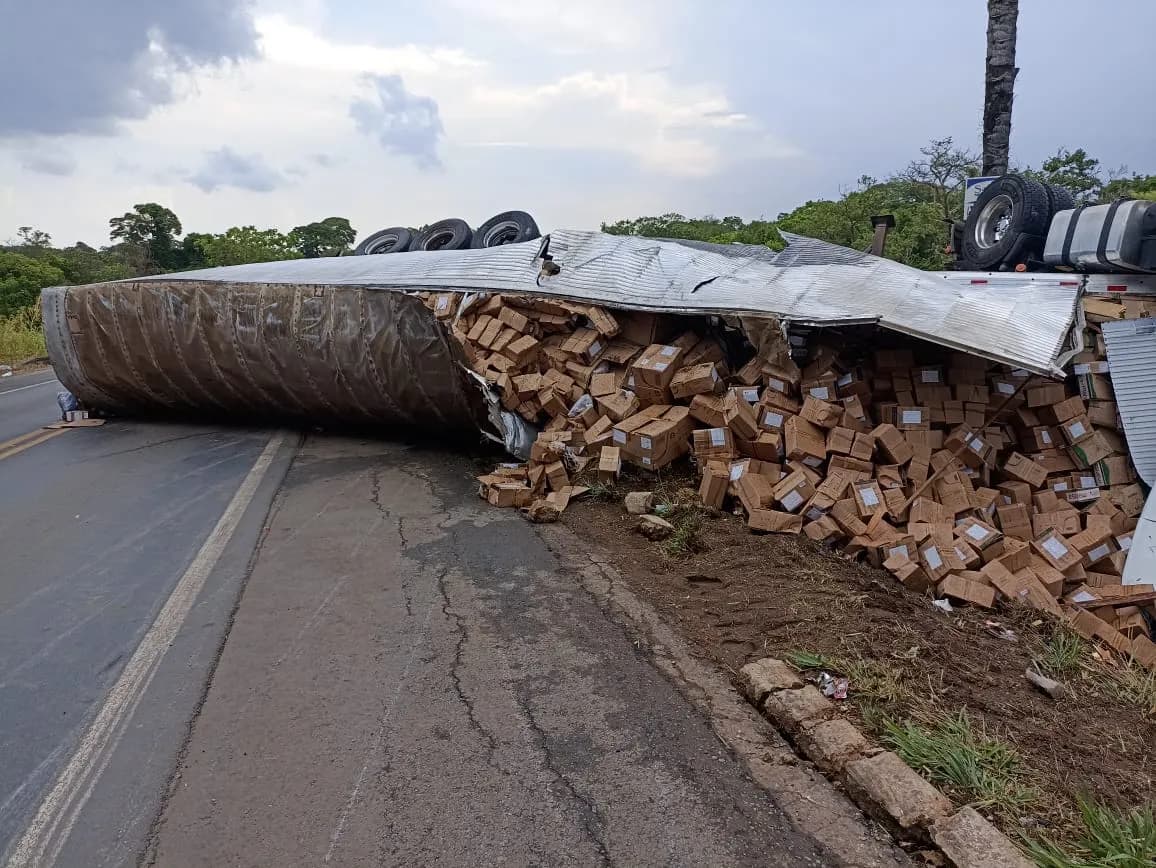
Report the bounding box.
[147,434,850,866]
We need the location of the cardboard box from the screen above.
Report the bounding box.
[1093,455,1134,487]
[601,340,644,366]
[918,541,952,581]
[826,426,855,455]
[698,461,728,508]
[688,393,727,428]
[595,389,641,423]
[945,426,996,469]
[802,379,837,402]
[784,416,827,468]
[561,328,607,365]
[773,471,816,514]
[957,517,1003,553]
[732,385,762,406]
[670,362,722,400]
[1076,373,1115,401]
[724,393,760,440]
[938,574,996,609]
[597,446,621,483]
[1038,396,1086,426]
[737,473,777,514]
[758,406,790,434]
[1087,400,1118,429]
[850,433,875,462]
[896,406,930,430]
[738,431,783,462]
[993,537,1032,573]
[1002,452,1047,488]
[800,396,843,429]
[804,516,844,543]
[1032,529,1081,571]
[996,503,1033,540]
[1068,431,1115,468]
[871,424,914,465]
[1026,383,1067,407]
[851,481,885,517]
[1108,483,1146,517]
[748,509,803,534]
[1059,414,1095,445]
[630,344,684,389]
[693,427,736,460]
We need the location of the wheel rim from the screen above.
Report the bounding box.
[367,234,399,254]
[483,221,521,247]
[424,229,456,250]
[974,194,1015,249]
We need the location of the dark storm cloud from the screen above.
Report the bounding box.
[0,0,258,137]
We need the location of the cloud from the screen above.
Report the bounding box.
[350,75,444,170]
[0,0,258,137]
[309,152,339,168]
[187,147,286,192]
[17,148,76,177]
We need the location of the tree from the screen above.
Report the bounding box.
[16,227,52,248]
[896,137,980,223]
[188,226,302,267]
[601,214,781,247]
[1025,148,1103,202]
[1100,173,1156,203]
[982,0,1019,175]
[290,217,356,258]
[0,251,65,316]
[108,203,184,271]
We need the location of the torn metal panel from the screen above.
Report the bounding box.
[139,231,1079,375]
[1103,318,1156,485]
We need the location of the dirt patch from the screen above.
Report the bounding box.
[564,487,1156,843]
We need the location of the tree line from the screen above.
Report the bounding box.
[3,141,1155,318]
[0,207,355,316]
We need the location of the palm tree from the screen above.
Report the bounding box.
[982,0,1019,176]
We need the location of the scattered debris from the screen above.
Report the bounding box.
[1024,668,1067,701]
[636,514,674,541]
[818,671,850,700]
[983,621,1019,642]
[439,290,1153,669]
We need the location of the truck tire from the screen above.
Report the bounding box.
[471,211,540,248]
[960,174,1051,269]
[1046,184,1076,215]
[412,218,473,251]
[354,227,413,255]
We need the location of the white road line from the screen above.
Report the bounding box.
[5,432,286,868]
[0,380,56,397]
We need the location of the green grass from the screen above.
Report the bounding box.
[785,649,839,671]
[1105,663,1156,718]
[1037,628,1086,678]
[883,710,1040,818]
[0,307,46,366]
[1026,797,1156,868]
[654,486,709,558]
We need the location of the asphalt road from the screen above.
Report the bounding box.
[0,370,60,443]
[0,371,904,867]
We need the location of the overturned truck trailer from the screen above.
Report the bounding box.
[43,230,1082,447]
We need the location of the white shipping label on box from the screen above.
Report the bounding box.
[711,367,720,381]
[640,436,653,451]
[1053,482,1069,492]
[642,457,653,466]
[741,388,759,402]
[660,345,678,357]
[652,361,668,372]
[810,386,831,400]
[859,487,880,507]
[613,430,627,445]
[901,410,923,425]
[709,429,726,447]
[921,369,940,383]
[1066,421,1088,439]
[803,455,824,468]
[1042,537,1070,561]
[588,340,602,357]
[781,490,804,512]
[954,546,969,562]
[968,436,985,454]
[1002,495,1012,504]
[1118,535,1133,551]
[888,545,909,560]
[628,375,635,388]
[837,372,852,387]
[1041,430,1052,445]
[806,506,824,521]
[1088,544,1112,562]
[436,296,449,310]
[965,524,990,542]
[1070,589,1097,603]
[768,378,786,393]
[997,382,1014,395]
[729,464,745,481]
[924,547,943,570]
[763,411,784,428]
[1078,475,1096,488]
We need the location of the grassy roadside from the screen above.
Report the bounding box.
[0,307,47,368]
[786,639,1156,866]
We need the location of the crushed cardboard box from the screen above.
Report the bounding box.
[417,290,1153,671]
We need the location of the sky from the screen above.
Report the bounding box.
[1,0,1153,248]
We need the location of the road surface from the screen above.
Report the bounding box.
[0,370,905,866]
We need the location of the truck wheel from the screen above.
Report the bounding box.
[1046,184,1076,215]
[471,211,540,248]
[412,219,473,251]
[354,227,414,255]
[960,174,1051,269]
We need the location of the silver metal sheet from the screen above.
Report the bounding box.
[143,230,1079,375]
[1103,318,1156,485]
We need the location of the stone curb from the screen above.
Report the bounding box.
[737,658,1033,868]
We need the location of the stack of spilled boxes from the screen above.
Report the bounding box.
[422,290,1155,669]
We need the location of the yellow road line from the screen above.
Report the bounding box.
[0,428,70,462]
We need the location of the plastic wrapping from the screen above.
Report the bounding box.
[42,281,486,432]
